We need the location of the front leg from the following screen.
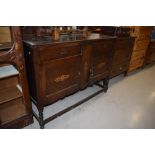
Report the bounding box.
[103,77,109,92]
[38,107,44,129]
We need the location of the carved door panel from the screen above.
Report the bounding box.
[41,55,81,105]
[90,40,114,83]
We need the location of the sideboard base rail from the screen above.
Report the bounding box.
[32,79,108,129]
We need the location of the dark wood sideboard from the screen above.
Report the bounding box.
[23,34,116,128]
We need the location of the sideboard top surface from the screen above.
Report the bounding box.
[23,33,116,46]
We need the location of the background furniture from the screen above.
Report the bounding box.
[82,26,134,78]
[127,26,152,73]
[0,27,33,128]
[145,40,155,64]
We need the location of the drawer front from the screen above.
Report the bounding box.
[111,62,128,77]
[134,40,149,51]
[113,49,132,65]
[41,55,81,105]
[92,40,114,52]
[38,43,82,62]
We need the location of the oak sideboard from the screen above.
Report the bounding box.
[23,34,116,128]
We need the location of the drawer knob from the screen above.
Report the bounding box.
[120,67,122,70]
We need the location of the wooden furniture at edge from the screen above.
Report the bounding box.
[0,27,33,129]
[144,40,155,64]
[127,26,153,73]
[23,34,116,128]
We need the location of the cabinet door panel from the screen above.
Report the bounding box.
[41,56,81,105]
[90,40,114,82]
[112,49,131,65]
[111,62,128,77]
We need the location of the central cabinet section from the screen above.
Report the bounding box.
[90,40,114,83]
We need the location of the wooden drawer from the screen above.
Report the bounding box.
[134,40,149,51]
[113,49,131,65]
[92,40,114,52]
[111,62,128,77]
[38,43,82,62]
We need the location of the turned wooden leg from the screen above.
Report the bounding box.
[103,77,109,92]
[39,107,44,129]
[124,71,128,77]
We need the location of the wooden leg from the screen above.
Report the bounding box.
[103,78,109,92]
[39,107,44,129]
[124,71,128,77]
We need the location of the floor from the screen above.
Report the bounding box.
[24,64,155,129]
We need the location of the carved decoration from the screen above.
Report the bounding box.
[54,74,70,83]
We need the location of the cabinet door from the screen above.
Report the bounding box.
[41,55,81,105]
[90,40,114,83]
